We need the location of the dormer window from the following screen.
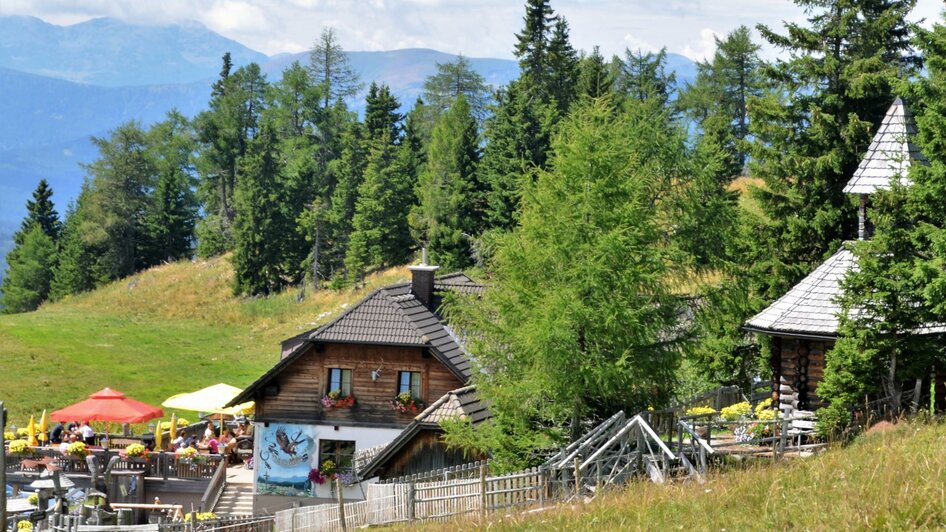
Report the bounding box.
[327,368,353,397]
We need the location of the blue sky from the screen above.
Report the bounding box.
[1,0,942,60]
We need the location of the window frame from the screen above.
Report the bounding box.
[397,370,422,400]
[326,368,353,397]
[318,439,356,472]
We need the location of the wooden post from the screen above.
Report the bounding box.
[573,457,581,499]
[336,477,347,532]
[406,482,415,521]
[479,463,488,516]
[538,467,546,507]
[0,402,6,532]
[595,460,602,493]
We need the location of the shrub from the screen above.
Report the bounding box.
[720,401,752,421]
[685,406,717,417]
[816,403,853,440]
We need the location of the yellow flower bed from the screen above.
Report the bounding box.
[17,520,33,530]
[184,512,217,521]
[685,406,717,417]
[720,401,752,421]
[125,443,147,457]
[9,439,31,455]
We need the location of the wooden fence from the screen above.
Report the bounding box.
[5,447,224,481]
[46,513,274,531]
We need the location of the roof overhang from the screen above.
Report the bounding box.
[742,325,837,341]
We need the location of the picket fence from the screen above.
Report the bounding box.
[273,466,544,532]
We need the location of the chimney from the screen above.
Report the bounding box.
[409,248,439,309]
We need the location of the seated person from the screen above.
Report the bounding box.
[59,434,78,454]
[171,434,185,450]
[197,435,219,454]
[220,430,239,462]
[78,421,95,445]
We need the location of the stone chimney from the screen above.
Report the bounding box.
[409,248,439,309]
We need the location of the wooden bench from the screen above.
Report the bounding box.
[787,410,817,445]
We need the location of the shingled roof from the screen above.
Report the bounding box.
[744,245,855,338]
[229,273,483,406]
[843,97,928,195]
[356,386,490,479]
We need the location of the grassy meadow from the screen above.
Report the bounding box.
[0,255,410,424]
[406,421,946,531]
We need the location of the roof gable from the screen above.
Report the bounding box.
[843,97,928,195]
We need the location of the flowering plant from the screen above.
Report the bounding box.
[684,406,717,417]
[335,470,357,485]
[66,441,88,459]
[121,443,149,459]
[27,493,38,506]
[16,520,33,530]
[176,446,205,464]
[320,459,337,477]
[308,468,327,485]
[9,439,32,455]
[390,391,423,414]
[159,419,190,431]
[321,390,356,408]
[4,431,16,441]
[720,401,752,422]
[184,512,217,522]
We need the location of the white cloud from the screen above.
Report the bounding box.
[0,0,941,60]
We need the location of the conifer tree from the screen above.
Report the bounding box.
[364,82,402,143]
[445,99,686,467]
[16,179,61,244]
[514,0,555,99]
[748,0,918,299]
[620,48,677,106]
[411,95,481,270]
[232,124,291,296]
[546,17,579,114]
[50,188,97,300]
[323,121,368,274]
[308,27,363,110]
[83,121,157,281]
[140,112,198,267]
[345,133,413,281]
[0,225,57,313]
[422,55,491,120]
[577,46,614,100]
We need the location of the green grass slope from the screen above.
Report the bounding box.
[0,255,411,424]
[412,421,946,531]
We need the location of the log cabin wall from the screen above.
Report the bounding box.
[380,430,481,480]
[775,337,832,411]
[255,342,465,427]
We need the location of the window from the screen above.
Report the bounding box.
[397,371,422,399]
[319,439,356,472]
[327,368,353,397]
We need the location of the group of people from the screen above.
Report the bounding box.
[169,422,250,463]
[50,420,95,446]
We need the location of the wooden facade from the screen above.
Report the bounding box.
[772,337,831,411]
[373,429,481,480]
[255,342,465,427]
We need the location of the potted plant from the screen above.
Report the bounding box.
[390,391,424,414]
[65,441,89,460]
[175,446,205,465]
[321,390,356,408]
[8,440,33,457]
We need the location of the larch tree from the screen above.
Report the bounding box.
[445,98,687,469]
[422,55,491,121]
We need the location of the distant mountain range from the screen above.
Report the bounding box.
[0,15,696,279]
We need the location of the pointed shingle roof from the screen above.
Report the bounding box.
[843,97,928,194]
[744,245,855,338]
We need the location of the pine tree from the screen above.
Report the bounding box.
[232,124,291,296]
[0,225,57,313]
[50,188,97,300]
[546,17,579,114]
[345,133,413,281]
[308,27,363,109]
[577,46,614,100]
[444,99,686,467]
[364,82,402,143]
[17,179,61,244]
[748,0,918,299]
[411,95,481,270]
[83,121,157,281]
[422,55,491,120]
[323,121,368,275]
[140,112,198,267]
[513,0,555,99]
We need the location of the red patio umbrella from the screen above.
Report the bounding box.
[50,388,163,424]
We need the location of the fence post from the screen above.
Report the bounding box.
[538,467,546,507]
[406,482,415,522]
[479,463,488,517]
[336,477,347,532]
[573,457,581,499]
[595,460,602,493]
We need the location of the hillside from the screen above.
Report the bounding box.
[411,421,946,530]
[0,255,411,424]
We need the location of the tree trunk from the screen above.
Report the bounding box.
[886,349,901,415]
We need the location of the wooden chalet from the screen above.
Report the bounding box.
[355,385,490,482]
[228,263,483,511]
[744,97,929,413]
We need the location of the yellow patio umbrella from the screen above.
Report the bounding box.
[162,383,254,438]
[168,413,177,443]
[37,410,48,443]
[154,418,164,451]
[27,415,37,446]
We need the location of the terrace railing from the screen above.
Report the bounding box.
[4,446,223,480]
